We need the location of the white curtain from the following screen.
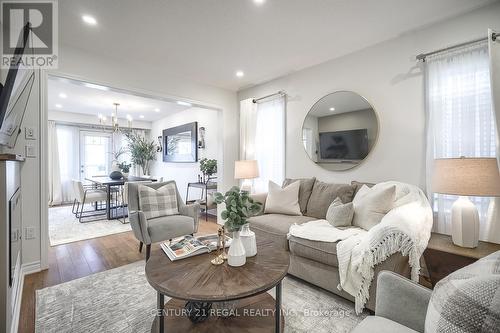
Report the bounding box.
[240,97,286,193]
[426,41,498,242]
[56,125,80,203]
[47,121,62,206]
[486,29,500,243]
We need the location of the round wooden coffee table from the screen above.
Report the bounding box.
[145,236,289,333]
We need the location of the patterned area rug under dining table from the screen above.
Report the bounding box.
[35,261,367,332]
[49,205,131,246]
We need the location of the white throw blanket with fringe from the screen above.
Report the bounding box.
[288,220,367,242]
[337,181,433,314]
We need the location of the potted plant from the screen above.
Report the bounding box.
[214,187,262,267]
[125,132,157,176]
[199,158,217,182]
[118,161,132,178]
[110,147,127,172]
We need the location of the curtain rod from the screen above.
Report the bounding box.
[416,33,497,62]
[252,90,286,103]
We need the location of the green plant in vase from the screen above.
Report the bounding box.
[117,162,132,176]
[125,132,157,176]
[214,186,262,267]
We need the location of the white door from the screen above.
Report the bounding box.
[79,131,112,179]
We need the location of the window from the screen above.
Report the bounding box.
[426,42,497,240]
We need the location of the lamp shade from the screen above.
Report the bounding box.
[234,160,259,179]
[432,157,500,197]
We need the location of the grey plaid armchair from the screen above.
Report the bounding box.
[128,181,200,260]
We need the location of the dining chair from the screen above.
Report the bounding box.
[72,180,108,223]
[128,181,200,260]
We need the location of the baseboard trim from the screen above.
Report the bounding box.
[11,261,41,333]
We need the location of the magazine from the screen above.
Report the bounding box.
[161,234,232,261]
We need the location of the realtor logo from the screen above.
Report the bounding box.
[1,1,58,68]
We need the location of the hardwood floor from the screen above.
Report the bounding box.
[19,217,219,333]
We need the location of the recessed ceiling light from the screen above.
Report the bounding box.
[329,107,336,111]
[59,93,67,99]
[55,104,62,108]
[154,108,160,112]
[139,115,145,119]
[126,115,133,121]
[254,0,266,5]
[177,101,192,107]
[236,70,244,78]
[82,15,97,26]
[84,82,109,91]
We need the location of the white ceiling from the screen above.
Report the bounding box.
[48,76,190,122]
[57,0,496,91]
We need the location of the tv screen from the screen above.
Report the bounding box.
[0,23,34,148]
[319,129,368,160]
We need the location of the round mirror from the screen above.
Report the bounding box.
[302,91,379,171]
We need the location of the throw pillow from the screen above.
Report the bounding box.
[306,180,355,219]
[138,183,179,219]
[265,180,302,216]
[425,251,500,333]
[351,180,376,196]
[282,177,316,214]
[326,197,354,227]
[351,184,396,230]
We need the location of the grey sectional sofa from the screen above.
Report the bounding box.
[248,178,411,311]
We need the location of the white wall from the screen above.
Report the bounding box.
[0,71,41,265]
[150,107,222,201]
[238,2,500,189]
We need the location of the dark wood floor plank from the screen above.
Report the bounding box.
[19,217,219,333]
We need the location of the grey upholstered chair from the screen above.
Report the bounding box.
[352,271,431,333]
[127,181,200,260]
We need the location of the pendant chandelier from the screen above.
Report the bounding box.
[112,102,120,132]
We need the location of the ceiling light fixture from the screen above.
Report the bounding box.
[82,15,97,26]
[84,82,109,91]
[112,103,121,132]
[139,115,145,119]
[59,93,67,99]
[154,108,160,112]
[236,70,244,78]
[254,0,266,5]
[329,107,336,111]
[177,101,192,107]
[55,104,62,108]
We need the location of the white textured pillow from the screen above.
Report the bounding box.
[326,197,354,227]
[264,180,302,216]
[352,185,396,230]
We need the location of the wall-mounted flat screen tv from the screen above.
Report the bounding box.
[0,23,35,148]
[319,129,368,160]
[163,122,198,162]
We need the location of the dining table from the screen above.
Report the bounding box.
[85,175,157,220]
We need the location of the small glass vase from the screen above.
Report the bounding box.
[240,223,257,257]
[227,230,246,267]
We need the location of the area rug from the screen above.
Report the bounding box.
[49,205,131,246]
[36,261,367,332]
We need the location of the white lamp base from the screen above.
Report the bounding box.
[241,179,253,193]
[451,196,479,248]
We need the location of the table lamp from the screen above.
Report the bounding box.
[432,157,500,248]
[234,160,259,193]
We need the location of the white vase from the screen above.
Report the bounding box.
[111,161,120,172]
[240,223,257,257]
[227,231,246,267]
